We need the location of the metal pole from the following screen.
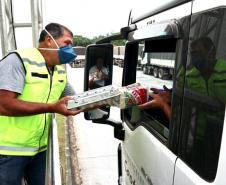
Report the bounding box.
[46,114,62,185]
[0,0,43,55]
[30,0,43,47]
[31,0,39,47]
[52,115,62,185]
[38,0,43,35]
[0,0,8,56]
[0,0,17,56]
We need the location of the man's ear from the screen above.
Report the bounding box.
[45,36,52,47]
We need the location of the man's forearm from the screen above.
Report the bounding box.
[0,98,55,116]
[162,103,171,120]
[0,90,83,117]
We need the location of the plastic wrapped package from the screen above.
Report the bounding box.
[67,85,121,110]
[116,83,148,109]
[67,83,149,110]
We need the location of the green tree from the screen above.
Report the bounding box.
[73,35,92,47]
[91,35,106,44]
[91,33,126,46]
[112,39,126,46]
[73,33,126,47]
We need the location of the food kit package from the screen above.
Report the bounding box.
[67,85,121,110]
[67,83,149,110]
[116,83,148,109]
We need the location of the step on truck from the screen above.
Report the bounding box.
[82,0,226,185]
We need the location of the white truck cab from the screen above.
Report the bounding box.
[84,0,226,184]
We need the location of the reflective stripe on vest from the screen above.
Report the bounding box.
[0,145,46,152]
[0,48,66,156]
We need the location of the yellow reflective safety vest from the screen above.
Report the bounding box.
[185,59,226,138]
[0,48,66,156]
[186,59,226,103]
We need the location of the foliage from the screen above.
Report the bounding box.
[73,35,92,47]
[73,33,126,47]
[112,39,126,46]
[91,35,106,44]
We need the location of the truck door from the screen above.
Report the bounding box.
[120,14,191,184]
[174,5,226,185]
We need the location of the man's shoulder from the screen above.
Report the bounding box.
[102,66,108,72]
[89,65,97,72]
[215,59,226,72]
[186,67,200,77]
[0,53,25,94]
[90,65,97,69]
[0,53,22,66]
[216,59,226,64]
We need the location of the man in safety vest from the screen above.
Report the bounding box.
[182,37,226,176]
[0,23,82,185]
[186,37,226,102]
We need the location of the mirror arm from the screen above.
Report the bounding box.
[92,118,125,141]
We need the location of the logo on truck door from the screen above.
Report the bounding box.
[141,167,153,185]
[124,151,153,185]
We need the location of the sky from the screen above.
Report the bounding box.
[11,0,166,48]
[43,0,166,38]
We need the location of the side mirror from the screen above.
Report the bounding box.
[84,43,113,120]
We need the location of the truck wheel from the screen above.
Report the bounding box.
[158,68,164,79]
[153,67,158,78]
[143,67,148,74]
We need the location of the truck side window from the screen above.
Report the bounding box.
[126,39,176,140]
[179,8,226,181]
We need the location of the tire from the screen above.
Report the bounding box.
[158,68,164,79]
[143,66,148,74]
[153,67,158,78]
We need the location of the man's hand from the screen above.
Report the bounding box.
[150,85,171,104]
[138,85,172,119]
[52,96,83,116]
[100,70,109,80]
[138,93,166,110]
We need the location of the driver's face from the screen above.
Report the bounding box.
[96,58,104,69]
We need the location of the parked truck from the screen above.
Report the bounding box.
[113,46,125,67]
[70,46,86,68]
[141,52,175,79]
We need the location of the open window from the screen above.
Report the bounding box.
[120,19,186,142]
[123,38,176,141]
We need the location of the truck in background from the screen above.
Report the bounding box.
[113,46,125,67]
[141,52,175,79]
[70,46,86,68]
[70,46,125,68]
